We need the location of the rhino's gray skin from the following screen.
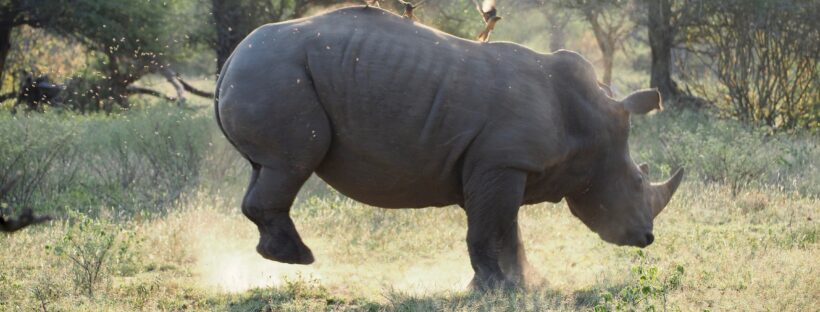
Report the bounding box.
[216,6,683,289]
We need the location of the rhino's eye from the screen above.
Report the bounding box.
[635,175,644,186]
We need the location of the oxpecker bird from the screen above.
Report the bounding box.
[397,0,427,20]
[474,0,501,42]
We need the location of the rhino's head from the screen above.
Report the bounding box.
[565,88,684,248]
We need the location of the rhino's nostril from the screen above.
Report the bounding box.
[645,233,655,245]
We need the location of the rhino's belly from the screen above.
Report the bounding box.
[314,142,464,209]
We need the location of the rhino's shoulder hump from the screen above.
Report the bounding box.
[548,49,600,88]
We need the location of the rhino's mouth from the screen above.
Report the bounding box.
[599,229,655,248]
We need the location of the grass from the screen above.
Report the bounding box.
[1,105,818,311]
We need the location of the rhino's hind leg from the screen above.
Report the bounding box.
[218,61,332,264]
[242,165,316,264]
[238,113,330,264]
[232,98,332,264]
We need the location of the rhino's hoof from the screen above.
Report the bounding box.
[468,275,516,292]
[256,231,315,264]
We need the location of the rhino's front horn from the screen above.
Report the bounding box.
[651,168,684,218]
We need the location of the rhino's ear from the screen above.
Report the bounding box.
[638,163,650,175]
[620,89,662,115]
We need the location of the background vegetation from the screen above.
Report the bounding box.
[0,0,817,311]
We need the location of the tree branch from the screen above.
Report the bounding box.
[159,68,186,103]
[0,209,52,233]
[159,68,214,99]
[0,92,16,103]
[125,85,176,102]
[177,77,214,98]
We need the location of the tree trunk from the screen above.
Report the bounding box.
[0,23,14,92]
[211,0,272,73]
[583,10,617,86]
[210,0,349,73]
[647,0,680,103]
[544,11,569,51]
[601,44,614,86]
[211,0,242,73]
[549,23,567,51]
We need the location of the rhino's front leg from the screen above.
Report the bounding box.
[498,218,536,286]
[462,167,527,290]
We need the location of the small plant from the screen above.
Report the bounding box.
[594,250,685,312]
[30,270,64,312]
[47,211,140,298]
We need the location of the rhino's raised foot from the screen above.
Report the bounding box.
[256,226,315,264]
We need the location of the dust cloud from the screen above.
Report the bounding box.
[194,239,323,293]
[188,213,472,295]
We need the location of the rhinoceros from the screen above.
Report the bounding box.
[215,6,684,289]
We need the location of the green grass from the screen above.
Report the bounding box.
[1,105,818,311]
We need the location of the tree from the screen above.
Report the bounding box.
[422,0,483,39]
[211,0,342,73]
[0,0,60,91]
[0,0,207,110]
[682,0,819,128]
[544,9,570,51]
[640,0,706,106]
[518,0,571,51]
[645,0,678,102]
[39,0,209,111]
[563,0,637,86]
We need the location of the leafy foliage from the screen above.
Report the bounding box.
[47,210,142,298]
[679,0,819,129]
[0,0,208,111]
[0,102,209,217]
[631,111,819,196]
[0,112,77,209]
[594,250,686,312]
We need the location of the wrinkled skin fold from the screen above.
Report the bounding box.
[215,6,684,290]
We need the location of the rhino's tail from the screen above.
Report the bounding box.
[213,55,261,171]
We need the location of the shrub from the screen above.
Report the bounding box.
[0,103,210,218]
[0,114,79,210]
[78,105,210,215]
[199,125,248,191]
[631,111,819,196]
[30,269,65,312]
[594,250,685,312]
[47,211,141,298]
[680,0,819,129]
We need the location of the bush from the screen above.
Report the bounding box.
[0,114,79,210]
[0,103,210,218]
[78,105,209,215]
[594,250,685,312]
[680,0,819,129]
[631,111,819,196]
[47,211,141,298]
[30,269,66,312]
